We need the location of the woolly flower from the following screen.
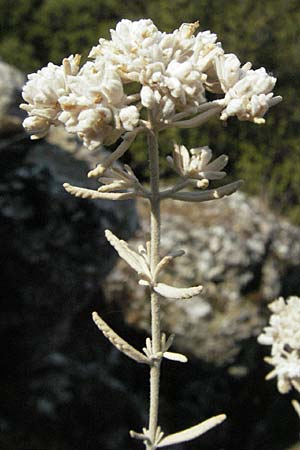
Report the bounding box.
[89,19,163,83]
[141,23,219,116]
[58,61,139,149]
[20,55,81,139]
[167,143,228,188]
[119,105,140,131]
[21,54,140,149]
[140,59,206,118]
[208,53,252,93]
[258,296,300,394]
[192,30,223,84]
[217,66,281,123]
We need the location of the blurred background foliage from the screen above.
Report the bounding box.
[1,0,300,221]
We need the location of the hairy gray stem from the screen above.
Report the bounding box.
[159,179,191,199]
[147,113,161,449]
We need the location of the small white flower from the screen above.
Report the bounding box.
[218,67,282,123]
[22,115,51,139]
[213,53,252,92]
[58,61,130,148]
[140,85,156,109]
[119,105,140,131]
[20,54,81,138]
[193,29,220,65]
[159,21,198,62]
[192,30,223,89]
[90,19,163,83]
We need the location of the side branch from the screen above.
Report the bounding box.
[88,128,142,178]
[159,180,191,199]
[162,104,221,130]
[165,180,243,202]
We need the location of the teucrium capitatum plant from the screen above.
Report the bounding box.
[21,18,281,449]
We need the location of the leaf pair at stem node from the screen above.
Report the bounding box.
[105,229,204,300]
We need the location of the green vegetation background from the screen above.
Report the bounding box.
[1,0,300,222]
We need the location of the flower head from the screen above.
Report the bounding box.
[20,55,81,138]
[58,61,139,148]
[90,19,163,83]
[92,20,208,120]
[217,66,281,123]
[21,56,140,149]
[20,19,281,145]
[211,53,251,93]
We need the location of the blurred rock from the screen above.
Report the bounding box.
[0,60,25,135]
[0,130,140,450]
[104,192,300,365]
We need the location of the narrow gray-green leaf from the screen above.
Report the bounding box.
[154,283,203,299]
[63,183,135,200]
[169,180,243,202]
[170,106,221,129]
[154,250,185,280]
[157,414,226,447]
[88,130,138,178]
[105,230,151,278]
[163,351,188,363]
[206,154,228,171]
[92,312,149,364]
[98,181,127,192]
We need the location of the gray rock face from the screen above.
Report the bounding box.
[0,61,25,133]
[104,192,300,365]
[0,131,140,450]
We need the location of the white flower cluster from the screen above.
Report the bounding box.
[21,19,281,149]
[258,296,300,394]
[20,55,139,149]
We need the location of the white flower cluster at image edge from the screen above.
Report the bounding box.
[21,19,281,149]
[258,296,300,394]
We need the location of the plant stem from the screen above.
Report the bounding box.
[147,114,161,449]
[159,179,191,199]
